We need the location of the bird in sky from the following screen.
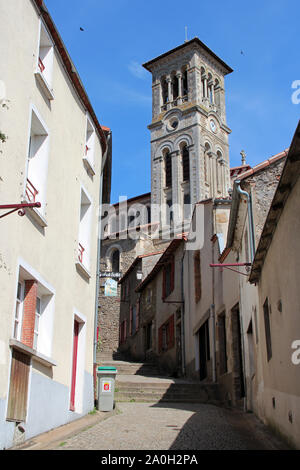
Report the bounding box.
[80,27,84,31]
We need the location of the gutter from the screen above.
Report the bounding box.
[93,131,111,401]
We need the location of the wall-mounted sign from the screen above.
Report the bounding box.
[104,278,118,297]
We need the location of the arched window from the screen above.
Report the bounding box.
[204,143,211,183]
[146,205,151,224]
[182,67,188,96]
[201,67,206,100]
[164,150,172,188]
[207,73,213,104]
[216,150,222,192]
[171,72,179,101]
[182,144,190,182]
[161,76,168,104]
[214,79,220,108]
[112,250,120,274]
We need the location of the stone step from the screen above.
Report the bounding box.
[115,390,221,404]
[115,382,217,392]
[114,380,222,404]
[98,361,160,376]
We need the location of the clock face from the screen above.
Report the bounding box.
[210,119,216,133]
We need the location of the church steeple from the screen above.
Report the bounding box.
[143,38,233,232]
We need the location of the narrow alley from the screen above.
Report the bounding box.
[14,359,290,451]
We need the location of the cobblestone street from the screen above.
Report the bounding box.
[46,403,288,451]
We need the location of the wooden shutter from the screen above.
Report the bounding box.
[6,349,31,422]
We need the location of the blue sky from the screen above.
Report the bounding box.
[46,0,300,203]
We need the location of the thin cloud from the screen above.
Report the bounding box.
[128,60,148,79]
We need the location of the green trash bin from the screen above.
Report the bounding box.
[97,366,117,412]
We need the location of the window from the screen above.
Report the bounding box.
[25,108,49,223]
[194,250,201,303]
[165,151,172,188]
[171,72,179,101]
[158,315,175,353]
[13,266,55,358]
[162,256,175,299]
[83,115,96,174]
[218,313,227,375]
[182,144,190,182]
[184,193,191,220]
[14,282,24,340]
[161,76,168,105]
[130,305,137,336]
[77,187,92,275]
[263,298,272,361]
[182,68,188,97]
[112,250,120,274]
[33,297,41,350]
[35,21,54,100]
[204,143,211,185]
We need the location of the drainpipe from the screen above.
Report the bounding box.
[93,131,111,402]
[180,250,186,376]
[211,210,217,383]
[234,180,255,263]
[234,179,254,411]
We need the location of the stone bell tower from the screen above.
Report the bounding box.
[143,37,233,231]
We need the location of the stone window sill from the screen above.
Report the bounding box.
[83,156,96,176]
[75,260,91,280]
[9,339,57,368]
[34,70,54,101]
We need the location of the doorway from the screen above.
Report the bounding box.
[70,320,79,411]
[199,320,210,381]
[231,305,245,399]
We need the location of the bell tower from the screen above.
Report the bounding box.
[143,38,233,232]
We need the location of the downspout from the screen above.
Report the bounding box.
[234,180,255,263]
[180,249,186,376]
[234,179,254,411]
[93,131,111,403]
[211,209,216,383]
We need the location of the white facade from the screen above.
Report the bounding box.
[0,0,108,449]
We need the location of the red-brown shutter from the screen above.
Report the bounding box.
[6,349,31,422]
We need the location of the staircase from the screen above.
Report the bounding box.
[97,354,222,405]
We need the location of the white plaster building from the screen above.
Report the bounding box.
[0,0,110,449]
